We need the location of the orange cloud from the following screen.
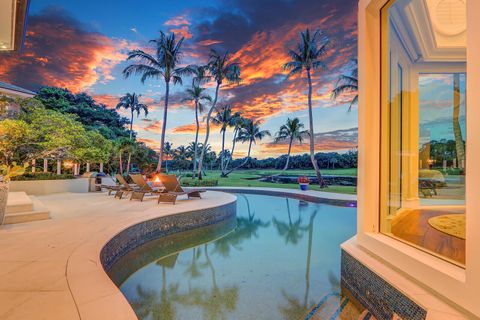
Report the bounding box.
[164,15,192,39]
[144,120,164,134]
[164,15,190,26]
[169,26,192,39]
[0,11,135,92]
[197,39,223,46]
[138,138,159,150]
[172,122,221,134]
[92,94,120,108]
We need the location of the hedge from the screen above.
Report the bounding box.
[12,173,76,181]
[180,177,218,187]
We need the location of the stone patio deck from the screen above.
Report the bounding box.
[0,188,355,320]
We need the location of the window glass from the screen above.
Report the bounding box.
[380,0,466,266]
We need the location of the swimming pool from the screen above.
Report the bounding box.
[110,193,357,319]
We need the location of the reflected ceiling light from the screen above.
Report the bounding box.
[432,0,466,36]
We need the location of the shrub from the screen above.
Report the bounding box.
[12,173,76,181]
[181,177,218,187]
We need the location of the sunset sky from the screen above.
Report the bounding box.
[0,0,359,158]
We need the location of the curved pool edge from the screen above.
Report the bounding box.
[204,186,357,207]
[65,191,237,320]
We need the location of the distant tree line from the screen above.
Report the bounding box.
[165,149,357,172]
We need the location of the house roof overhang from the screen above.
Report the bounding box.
[0,0,30,52]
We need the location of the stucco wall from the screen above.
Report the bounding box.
[9,178,89,195]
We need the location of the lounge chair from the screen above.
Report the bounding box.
[157,174,204,204]
[101,176,122,196]
[129,174,165,201]
[113,174,141,199]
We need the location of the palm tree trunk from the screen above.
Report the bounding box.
[225,140,252,175]
[453,74,465,168]
[223,128,238,176]
[283,137,293,172]
[126,152,131,174]
[220,129,226,174]
[193,100,200,177]
[304,211,317,307]
[156,81,170,173]
[130,109,134,139]
[307,69,325,187]
[198,82,220,179]
[119,152,123,174]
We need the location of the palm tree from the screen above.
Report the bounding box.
[123,31,192,173]
[190,64,211,87]
[224,120,270,175]
[115,93,149,139]
[183,86,211,176]
[331,59,358,111]
[197,49,241,179]
[284,28,331,188]
[274,117,308,172]
[163,141,174,173]
[212,105,236,175]
[223,114,245,175]
[116,137,136,174]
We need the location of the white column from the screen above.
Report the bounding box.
[99,162,104,173]
[43,159,48,173]
[31,159,36,174]
[86,162,90,173]
[56,160,61,175]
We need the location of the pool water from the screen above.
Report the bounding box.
[115,193,357,320]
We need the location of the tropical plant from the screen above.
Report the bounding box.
[197,49,240,179]
[116,138,136,174]
[123,31,192,173]
[212,105,236,175]
[190,64,211,86]
[0,119,31,165]
[274,117,308,172]
[331,59,358,111]
[115,93,149,139]
[0,163,26,183]
[224,120,270,175]
[163,141,175,173]
[35,87,131,140]
[183,86,211,176]
[283,28,331,187]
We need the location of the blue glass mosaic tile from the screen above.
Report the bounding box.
[341,250,427,320]
[101,201,236,271]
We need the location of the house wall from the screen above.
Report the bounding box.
[346,0,480,317]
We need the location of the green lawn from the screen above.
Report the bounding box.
[200,169,357,195]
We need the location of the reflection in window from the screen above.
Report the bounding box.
[380,0,466,265]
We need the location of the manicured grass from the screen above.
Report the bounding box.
[200,169,357,195]
[235,168,357,177]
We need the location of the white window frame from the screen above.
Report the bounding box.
[357,0,480,315]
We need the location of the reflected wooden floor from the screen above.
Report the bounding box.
[391,209,465,265]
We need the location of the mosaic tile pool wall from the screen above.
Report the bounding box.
[101,201,237,271]
[341,250,427,320]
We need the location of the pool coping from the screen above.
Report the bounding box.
[204,186,357,207]
[69,192,237,320]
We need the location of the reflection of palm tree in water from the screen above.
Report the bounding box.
[213,194,269,257]
[278,208,318,319]
[273,198,304,245]
[179,243,239,319]
[132,266,180,320]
